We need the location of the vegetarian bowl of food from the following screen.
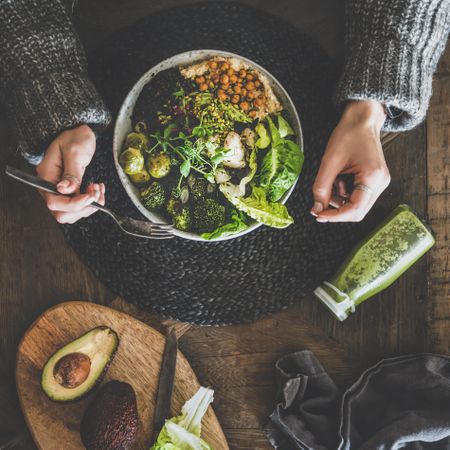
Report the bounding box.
[113,50,303,241]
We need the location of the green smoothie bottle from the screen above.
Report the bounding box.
[314,205,435,321]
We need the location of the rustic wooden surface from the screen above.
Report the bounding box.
[16,302,227,450]
[0,1,448,449]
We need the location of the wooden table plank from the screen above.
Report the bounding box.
[225,429,272,450]
[426,55,450,354]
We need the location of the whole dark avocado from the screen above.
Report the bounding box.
[81,381,138,450]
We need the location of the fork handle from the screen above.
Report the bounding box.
[5,165,109,214]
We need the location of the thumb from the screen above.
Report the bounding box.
[311,154,343,216]
[56,149,89,195]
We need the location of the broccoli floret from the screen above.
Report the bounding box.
[166,184,188,215]
[166,197,180,216]
[165,191,191,231]
[193,198,226,233]
[172,207,191,231]
[187,175,216,201]
[140,182,166,210]
[190,177,209,201]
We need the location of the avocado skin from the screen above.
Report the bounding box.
[80,381,138,450]
[40,326,119,403]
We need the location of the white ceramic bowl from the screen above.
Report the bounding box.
[113,50,303,241]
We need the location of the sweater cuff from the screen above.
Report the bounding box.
[334,39,433,132]
[5,72,112,164]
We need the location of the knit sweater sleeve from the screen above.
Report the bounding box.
[0,0,111,164]
[335,0,450,131]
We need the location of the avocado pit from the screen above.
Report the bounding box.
[53,352,91,389]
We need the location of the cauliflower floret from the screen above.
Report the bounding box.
[214,167,232,184]
[240,128,257,148]
[223,131,246,169]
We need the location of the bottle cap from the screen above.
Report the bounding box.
[313,282,355,321]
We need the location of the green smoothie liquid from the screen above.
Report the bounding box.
[314,205,435,321]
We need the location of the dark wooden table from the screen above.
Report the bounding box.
[0,1,448,449]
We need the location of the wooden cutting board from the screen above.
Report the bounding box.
[16,301,228,450]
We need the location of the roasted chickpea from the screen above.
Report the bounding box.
[247,91,255,100]
[246,81,256,91]
[221,62,230,70]
[218,92,228,102]
[217,88,225,96]
[246,73,254,81]
[209,61,218,70]
[212,75,220,83]
[195,76,205,84]
[234,85,242,94]
[226,67,234,76]
[237,77,243,84]
[239,69,247,78]
[230,74,238,84]
[199,83,208,91]
[249,110,257,118]
[231,94,240,104]
[221,83,229,91]
[254,97,264,107]
[241,88,248,97]
[240,101,249,111]
[227,87,234,95]
[220,74,229,84]
[254,80,261,88]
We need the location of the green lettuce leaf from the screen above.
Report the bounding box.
[162,423,211,450]
[255,123,270,149]
[221,186,293,228]
[201,210,249,240]
[267,116,282,147]
[239,144,259,192]
[277,115,295,138]
[259,139,304,202]
[151,387,214,450]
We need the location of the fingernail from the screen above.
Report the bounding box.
[316,217,329,223]
[57,179,70,189]
[310,202,323,217]
[90,189,100,201]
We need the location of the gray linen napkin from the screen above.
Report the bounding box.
[265,352,450,450]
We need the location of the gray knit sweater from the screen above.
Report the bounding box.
[0,0,111,164]
[0,0,449,163]
[336,0,450,131]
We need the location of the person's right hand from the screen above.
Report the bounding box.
[36,124,105,224]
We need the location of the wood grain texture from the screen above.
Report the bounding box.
[426,54,450,354]
[16,302,228,450]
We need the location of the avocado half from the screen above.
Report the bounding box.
[41,326,119,402]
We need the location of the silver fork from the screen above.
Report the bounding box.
[5,165,174,240]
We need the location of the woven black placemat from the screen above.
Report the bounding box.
[62,2,363,325]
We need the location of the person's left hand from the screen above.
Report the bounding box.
[311,100,390,223]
